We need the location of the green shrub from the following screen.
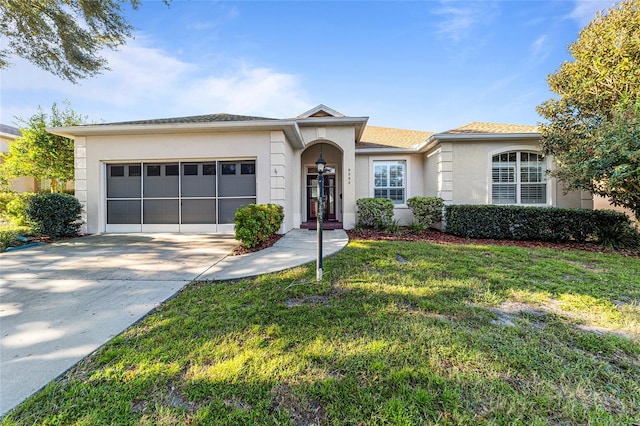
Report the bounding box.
[356,198,394,230]
[0,192,17,218]
[385,219,402,235]
[407,196,444,228]
[595,221,640,250]
[407,220,426,234]
[5,192,36,226]
[234,203,284,248]
[444,204,631,243]
[25,193,82,238]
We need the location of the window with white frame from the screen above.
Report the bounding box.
[373,160,406,204]
[492,151,547,204]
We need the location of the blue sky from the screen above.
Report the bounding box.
[1,0,616,132]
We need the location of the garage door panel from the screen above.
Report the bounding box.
[107,200,141,224]
[182,199,216,224]
[143,199,179,224]
[219,198,254,224]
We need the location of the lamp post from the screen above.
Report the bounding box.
[316,154,326,281]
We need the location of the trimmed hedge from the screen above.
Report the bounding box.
[407,196,444,228]
[25,193,82,238]
[356,198,394,230]
[445,204,631,243]
[234,203,284,248]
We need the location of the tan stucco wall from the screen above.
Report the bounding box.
[594,195,637,224]
[81,131,275,234]
[448,140,586,208]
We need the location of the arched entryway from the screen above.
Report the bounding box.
[300,142,343,229]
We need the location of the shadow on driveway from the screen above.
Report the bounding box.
[0,233,238,416]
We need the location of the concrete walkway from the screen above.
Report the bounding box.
[0,229,348,416]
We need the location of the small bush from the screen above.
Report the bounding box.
[234,203,284,248]
[356,198,394,230]
[595,222,640,250]
[407,196,444,228]
[5,192,36,226]
[445,204,631,243]
[25,193,82,238]
[407,220,426,234]
[385,219,402,235]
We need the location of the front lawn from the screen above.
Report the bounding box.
[4,240,639,425]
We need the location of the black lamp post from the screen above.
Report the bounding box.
[316,153,326,281]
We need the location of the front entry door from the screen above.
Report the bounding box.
[307,174,336,221]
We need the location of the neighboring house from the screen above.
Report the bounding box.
[0,124,37,193]
[48,105,592,235]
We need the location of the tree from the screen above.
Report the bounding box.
[0,102,87,193]
[0,0,168,83]
[537,0,640,219]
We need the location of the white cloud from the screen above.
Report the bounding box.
[432,1,497,42]
[1,36,311,123]
[569,0,615,27]
[530,34,551,64]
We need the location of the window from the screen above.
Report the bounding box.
[183,164,198,176]
[241,163,255,175]
[373,160,406,204]
[222,164,236,175]
[110,166,125,177]
[492,151,546,204]
[129,165,141,177]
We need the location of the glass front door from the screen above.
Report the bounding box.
[306,174,336,221]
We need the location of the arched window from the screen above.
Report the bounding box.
[492,151,546,204]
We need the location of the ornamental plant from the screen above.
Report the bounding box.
[407,196,444,228]
[25,193,82,237]
[234,204,284,248]
[356,198,394,230]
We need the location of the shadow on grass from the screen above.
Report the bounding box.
[5,240,640,425]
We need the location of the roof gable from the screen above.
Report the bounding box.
[297,104,345,119]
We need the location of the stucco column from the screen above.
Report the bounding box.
[341,143,357,229]
[270,131,287,232]
[74,137,88,234]
[437,142,453,204]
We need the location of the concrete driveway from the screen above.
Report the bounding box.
[0,233,238,416]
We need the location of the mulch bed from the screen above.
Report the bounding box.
[231,233,284,256]
[346,229,639,257]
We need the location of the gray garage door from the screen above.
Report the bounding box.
[106,160,256,232]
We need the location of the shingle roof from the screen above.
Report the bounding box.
[98,113,278,126]
[0,124,21,136]
[357,125,434,149]
[443,122,539,134]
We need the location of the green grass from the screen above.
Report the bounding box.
[4,240,640,425]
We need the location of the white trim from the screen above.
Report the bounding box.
[369,156,410,208]
[106,224,142,233]
[486,146,551,206]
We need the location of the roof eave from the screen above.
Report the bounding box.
[418,132,542,152]
[355,147,419,154]
[47,119,306,149]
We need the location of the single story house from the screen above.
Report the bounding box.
[48,105,592,234]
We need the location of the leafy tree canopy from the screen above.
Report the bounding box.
[0,101,87,193]
[0,0,168,83]
[537,0,640,219]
